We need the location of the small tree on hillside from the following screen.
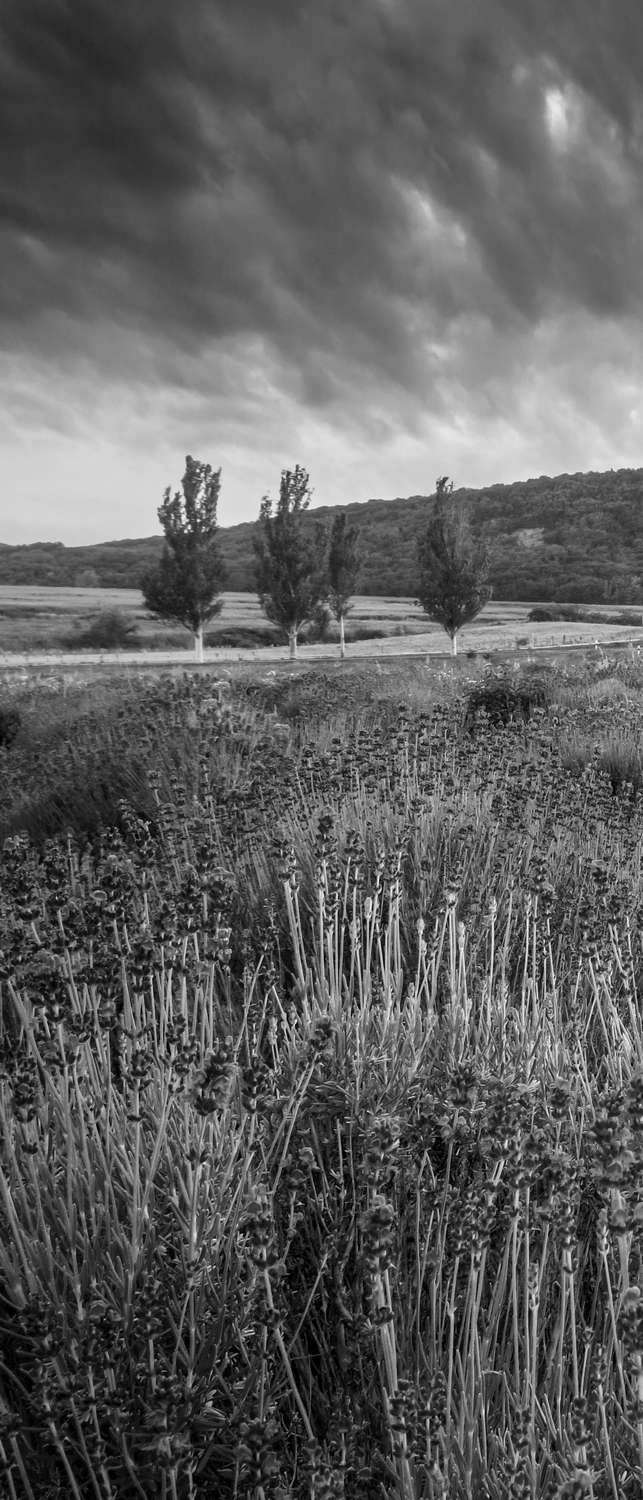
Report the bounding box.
[254,466,329,660]
[74,567,100,588]
[141,456,226,662]
[417,476,491,656]
[327,512,360,658]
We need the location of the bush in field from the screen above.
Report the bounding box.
[0,703,20,747]
[530,604,643,626]
[346,622,389,642]
[204,625,281,649]
[527,606,556,622]
[463,675,549,732]
[67,608,139,650]
[302,600,333,642]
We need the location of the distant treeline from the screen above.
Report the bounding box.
[3,466,643,602]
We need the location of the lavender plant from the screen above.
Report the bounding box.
[0,658,641,1497]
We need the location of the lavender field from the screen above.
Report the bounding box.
[0,654,641,1498]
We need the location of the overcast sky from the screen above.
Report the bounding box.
[2,0,643,544]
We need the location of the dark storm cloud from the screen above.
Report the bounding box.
[1,0,643,414]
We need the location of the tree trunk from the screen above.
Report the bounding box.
[451,632,458,657]
[339,614,346,659]
[289,626,298,660]
[194,625,204,663]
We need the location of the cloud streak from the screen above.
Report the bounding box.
[1,0,643,541]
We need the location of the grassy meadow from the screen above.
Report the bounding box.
[0,587,437,654]
[2,587,643,661]
[0,651,642,1497]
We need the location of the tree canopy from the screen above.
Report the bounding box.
[253,466,328,657]
[141,456,226,661]
[327,512,360,656]
[417,477,492,654]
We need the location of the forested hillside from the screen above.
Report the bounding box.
[2,466,643,601]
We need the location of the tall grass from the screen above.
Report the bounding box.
[0,656,642,1496]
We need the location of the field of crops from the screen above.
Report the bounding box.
[0,653,642,1498]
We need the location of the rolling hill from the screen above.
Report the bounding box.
[2,465,643,602]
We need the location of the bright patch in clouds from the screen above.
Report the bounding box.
[544,86,571,145]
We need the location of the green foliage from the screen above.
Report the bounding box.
[204,624,281,649]
[528,606,556,622]
[303,599,333,642]
[417,477,492,649]
[463,674,549,732]
[530,603,643,625]
[343,620,389,642]
[253,466,328,650]
[327,510,360,620]
[65,608,138,650]
[141,456,226,643]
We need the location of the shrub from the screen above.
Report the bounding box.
[463,675,549,732]
[345,623,389,641]
[617,610,643,625]
[551,604,583,621]
[65,609,139,650]
[301,602,333,643]
[135,627,191,649]
[527,606,556,622]
[532,603,643,627]
[205,625,281,649]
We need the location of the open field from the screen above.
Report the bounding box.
[2,587,643,664]
[1,653,642,1496]
[0,586,519,656]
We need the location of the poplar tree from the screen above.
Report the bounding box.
[327,512,360,658]
[417,476,491,655]
[141,456,226,662]
[253,465,328,659]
